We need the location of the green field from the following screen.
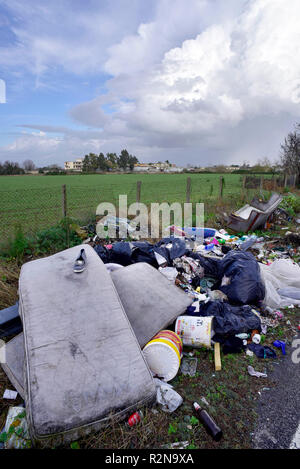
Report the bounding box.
[0,173,272,240]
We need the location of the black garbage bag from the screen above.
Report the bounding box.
[94,237,189,267]
[131,241,157,266]
[154,237,188,266]
[108,241,157,266]
[197,300,261,336]
[216,336,245,354]
[212,250,265,305]
[186,252,222,278]
[93,244,111,264]
[248,343,277,358]
[108,242,133,266]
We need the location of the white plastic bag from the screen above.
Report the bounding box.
[154,378,183,413]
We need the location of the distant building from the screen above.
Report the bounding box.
[64,158,84,171]
[164,166,184,173]
[25,170,39,175]
[133,162,183,173]
[133,163,154,172]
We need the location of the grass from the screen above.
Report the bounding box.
[0,173,275,241]
[0,219,83,260]
[0,261,19,310]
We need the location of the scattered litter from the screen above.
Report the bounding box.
[248,343,277,359]
[225,193,283,233]
[3,389,18,400]
[273,340,286,355]
[2,406,30,449]
[154,378,183,413]
[193,402,223,441]
[161,441,190,449]
[175,315,213,349]
[127,411,143,427]
[236,333,249,340]
[180,357,198,376]
[200,397,210,407]
[214,342,222,371]
[1,195,300,448]
[143,331,182,382]
[248,366,267,378]
[252,333,261,345]
[158,266,178,283]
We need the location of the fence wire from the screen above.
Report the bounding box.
[0,174,295,242]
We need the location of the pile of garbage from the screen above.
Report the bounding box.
[1,220,300,448]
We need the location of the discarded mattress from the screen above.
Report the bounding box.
[19,244,156,443]
[111,262,193,348]
[3,262,193,398]
[226,193,283,233]
[1,333,25,399]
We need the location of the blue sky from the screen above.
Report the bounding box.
[0,0,300,167]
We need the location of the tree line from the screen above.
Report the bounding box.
[1,130,300,178]
[280,123,300,178]
[0,161,25,175]
[82,149,139,172]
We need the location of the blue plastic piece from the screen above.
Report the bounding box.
[273,340,286,355]
[182,227,216,239]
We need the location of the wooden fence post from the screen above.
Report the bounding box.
[241,176,246,200]
[186,177,191,203]
[260,176,264,195]
[136,180,141,215]
[219,176,224,199]
[136,180,141,204]
[62,184,67,217]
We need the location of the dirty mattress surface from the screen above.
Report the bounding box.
[111,262,193,347]
[1,333,25,398]
[19,244,155,440]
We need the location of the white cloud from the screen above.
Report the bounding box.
[2,0,300,166]
[0,0,153,79]
[97,0,300,162]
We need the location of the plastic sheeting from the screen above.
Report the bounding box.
[259,259,300,309]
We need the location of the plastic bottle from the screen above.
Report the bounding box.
[193,402,223,441]
[204,243,215,251]
[239,235,257,251]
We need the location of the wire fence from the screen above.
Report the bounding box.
[0,173,297,242]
